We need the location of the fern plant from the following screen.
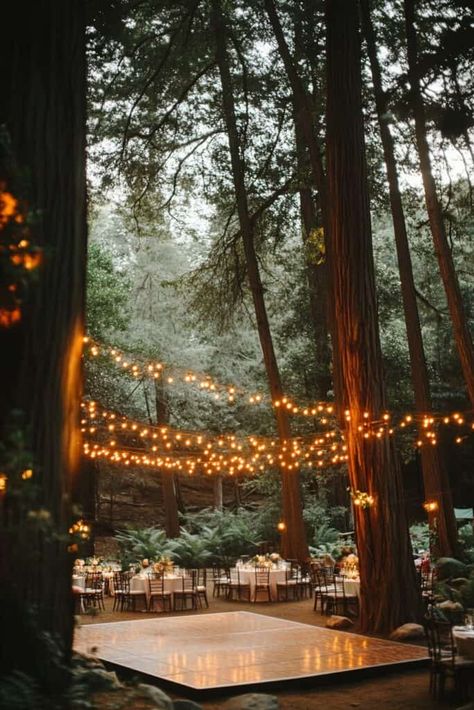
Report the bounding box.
[167,529,213,568]
[115,526,172,568]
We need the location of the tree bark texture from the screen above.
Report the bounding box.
[213,475,224,510]
[293,101,332,400]
[326,0,421,632]
[264,0,345,411]
[212,0,308,562]
[360,0,458,558]
[155,379,180,537]
[404,0,474,409]
[0,0,86,685]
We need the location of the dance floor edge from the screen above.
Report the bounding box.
[73,611,429,693]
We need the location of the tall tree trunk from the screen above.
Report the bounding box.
[360,0,458,557]
[72,458,98,557]
[264,0,345,411]
[213,475,223,510]
[234,479,242,508]
[0,0,86,689]
[211,0,308,561]
[293,104,332,399]
[404,0,474,408]
[326,0,421,633]
[154,380,180,538]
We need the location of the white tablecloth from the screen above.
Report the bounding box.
[453,627,474,659]
[130,574,188,604]
[343,578,361,599]
[72,575,85,590]
[234,568,287,600]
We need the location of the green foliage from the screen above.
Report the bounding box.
[0,672,42,710]
[458,523,474,562]
[311,522,340,549]
[114,526,173,568]
[409,522,431,553]
[86,242,130,340]
[168,529,213,568]
[178,508,263,565]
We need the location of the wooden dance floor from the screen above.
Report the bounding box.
[74,611,428,693]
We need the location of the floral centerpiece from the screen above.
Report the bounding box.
[250,553,281,568]
[84,556,104,572]
[341,553,359,578]
[152,556,174,575]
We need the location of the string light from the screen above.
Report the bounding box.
[0,187,43,328]
[69,519,91,539]
[423,500,439,513]
[84,339,474,445]
[350,489,375,509]
[81,394,474,482]
[81,400,350,477]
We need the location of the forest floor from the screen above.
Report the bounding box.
[77,592,470,709]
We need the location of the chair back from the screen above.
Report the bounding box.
[255,566,270,585]
[181,570,196,592]
[148,574,165,595]
[196,568,207,586]
[317,568,335,595]
[114,571,131,593]
[423,615,455,665]
[85,572,103,590]
[309,562,321,585]
[421,569,436,592]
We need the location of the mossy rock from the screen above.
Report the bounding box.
[389,623,424,641]
[436,557,468,580]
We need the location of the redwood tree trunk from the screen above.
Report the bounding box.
[360,0,458,558]
[155,380,180,538]
[294,106,332,400]
[404,0,474,408]
[213,475,224,510]
[0,0,86,687]
[326,0,421,632]
[264,0,345,411]
[212,0,308,561]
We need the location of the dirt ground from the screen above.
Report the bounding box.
[77,588,473,710]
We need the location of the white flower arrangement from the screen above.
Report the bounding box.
[250,553,278,568]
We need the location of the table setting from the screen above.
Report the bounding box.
[453,610,474,660]
[232,554,290,598]
[338,553,361,598]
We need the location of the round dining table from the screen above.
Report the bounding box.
[72,575,85,591]
[342,577,361,599]
[129,573,188,605]
[233,567,287,600]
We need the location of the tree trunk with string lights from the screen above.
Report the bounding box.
[0,0,86,690]
[403,0,474,410]
[360,0,458,558]
[326,0,421,632]
[211,0,308,562]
